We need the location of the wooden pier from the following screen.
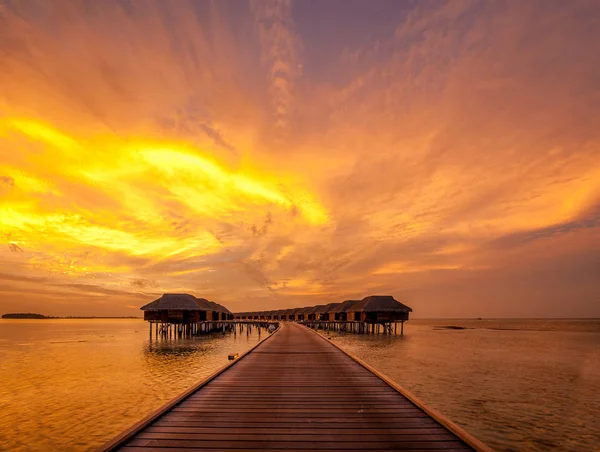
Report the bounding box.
[148,320,275,340]
[302,320,406,335]
[101,323,492,452]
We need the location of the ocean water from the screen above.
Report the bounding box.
[0,319,598,451]
[321,319,600,452]
[0,319,263,451]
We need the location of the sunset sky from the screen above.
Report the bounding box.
[1,0,599,318]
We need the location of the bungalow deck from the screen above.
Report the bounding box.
[100,323,492,452]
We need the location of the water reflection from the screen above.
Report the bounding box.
[145,342,206,356]
[0,320,263,452]
[327,330,409,352]
[327,319,600,452]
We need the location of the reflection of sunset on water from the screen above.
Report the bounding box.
[0,0,599,318]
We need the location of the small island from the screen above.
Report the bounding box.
[2,313,48,319]
[1,313,140,319]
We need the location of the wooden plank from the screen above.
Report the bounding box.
[136,432,457,441]
[126,439,470,449]
[101,323,487,452]
[121,448,473,452]
[153,420,442,429]
[171,407,425,413]
[145,427,447,435]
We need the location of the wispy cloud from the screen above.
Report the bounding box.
[251,0,302,131]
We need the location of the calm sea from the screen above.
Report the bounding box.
[0,319,598,451]
[0,319,263,451]
[323,319,600,452]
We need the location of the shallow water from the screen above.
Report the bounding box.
[320,319,600,452]
[0,319,599,451]
[0,319,262,451]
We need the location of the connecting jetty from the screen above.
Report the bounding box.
[101,322,492,452]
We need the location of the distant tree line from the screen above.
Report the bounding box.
[2,313,48,319]
[1,313,140,319]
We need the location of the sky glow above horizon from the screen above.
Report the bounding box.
[1,0,599,317]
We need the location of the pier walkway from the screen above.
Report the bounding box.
[104,323,488,451]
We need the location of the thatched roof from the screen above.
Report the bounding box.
[207,301,232,314]
[305,305,326,314]
[321,302,340,313]
[195,297,215,311]
[349,295,412,313]
[231,295,412,317]
[329,300,361,313]
[140,293,211,311]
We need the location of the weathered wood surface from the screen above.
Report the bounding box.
[110,323,478,451]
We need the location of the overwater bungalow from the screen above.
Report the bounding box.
[318,302,340,321]
[283,308,296,321]
[200,299,219,321]
[347,295,412,323]
[141,293,211,324]
[230,295,412,335]
[329,299,361,321]
[288,307,302,321]
[206,301,233,321]
[295,306,312,321]
[306,305,326,321]
[272,310,282,320]
[279,309,288,321]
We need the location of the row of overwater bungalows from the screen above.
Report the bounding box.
[234,295,412,324]
[141,293,234,324]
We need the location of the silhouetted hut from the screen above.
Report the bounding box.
[206,300,227,321]
[347,295,412,323]
[280,309,289,320]
[194,297,215,320]
[286,308,297,321]
[141,293,211,324]
[288,307,301,321]
[220,302,233,320]
[306,305,325,321]
[296,306,312,321]
[318,303,339,321]
[329,300,361,321]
